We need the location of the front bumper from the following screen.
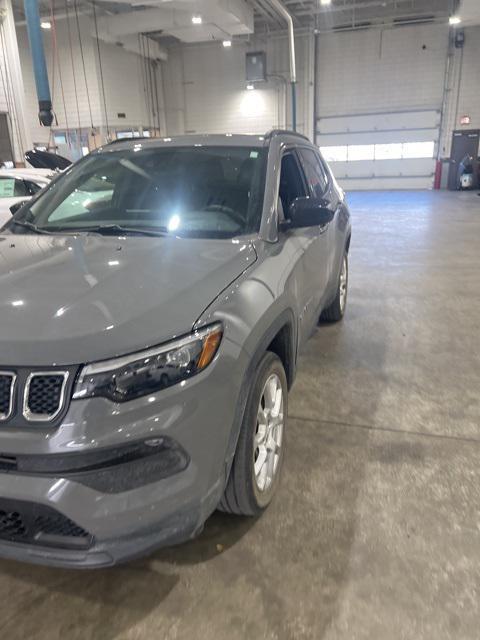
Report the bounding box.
[0,336,247,567]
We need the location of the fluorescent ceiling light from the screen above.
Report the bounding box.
[449,16,461,25]
[41,21,51,29]
[320,0,332,5]
[222,40,232,47]
[192,15,202,24]
[246,84,255,91]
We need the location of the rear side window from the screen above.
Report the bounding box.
[297,148,328,199]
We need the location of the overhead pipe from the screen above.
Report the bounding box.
[23,0,53,126]
[265,0,297,131]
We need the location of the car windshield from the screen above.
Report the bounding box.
[5,145,267,239]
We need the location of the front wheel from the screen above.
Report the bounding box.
[218,352,287,516]
[321,252,348,322]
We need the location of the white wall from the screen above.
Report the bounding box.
[440,25,480,156]
[17,17,102,146]
[162,33,313,139]
[455,27,480,130]
[316,23,449,117]
[17,16,160,152]
[8,16,480,189]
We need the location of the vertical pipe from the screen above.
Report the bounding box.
[313,31,318,143]
[23,0,53,126]
[291,83,296,132]
[265,0,296,130]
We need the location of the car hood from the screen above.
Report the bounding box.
[0,234,256,365]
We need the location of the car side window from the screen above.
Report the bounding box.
[0,177,29,198]
[24,180,42,196]
[14,179,29,197]
[297,147,328,199]
[279,152,307,215]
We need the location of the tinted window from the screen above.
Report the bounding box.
[297,148,328,198]
[279,153,307,214]
[10,146,267,239]
[24,180,43,196]
[0,177,28,198]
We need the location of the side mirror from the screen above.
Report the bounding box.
[284,196,335,229]
[10,200,28,216]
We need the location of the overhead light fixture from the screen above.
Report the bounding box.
[192,15,202,24]
[222,40,232,47]
[41,21,51,29]
[320,0,332,5]
[246,83,255,91]
[449,16,461,25]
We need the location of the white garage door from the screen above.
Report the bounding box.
[316,109,440,190]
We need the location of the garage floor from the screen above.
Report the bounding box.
[1,190,479,640]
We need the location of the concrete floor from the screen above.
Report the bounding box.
[1,190,479,639]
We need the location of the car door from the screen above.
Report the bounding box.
[277,149,321,347]
[295,146,333,323]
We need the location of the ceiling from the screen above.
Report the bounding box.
[11,0,461,42]
[252,0,457,32]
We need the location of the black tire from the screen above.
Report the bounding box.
[321,251,348,323]
[218,351,288,516]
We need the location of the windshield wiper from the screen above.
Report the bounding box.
[10,220,55,235]
[52,223,169,237]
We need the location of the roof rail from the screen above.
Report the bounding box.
[105,136,151,145]
[265,129,310,143]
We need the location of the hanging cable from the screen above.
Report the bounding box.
[92,0,110,140]
[51,0,71,146]
[141,34,153,132]
[64,0,82,140]
[146,37,156,131]
[153,62,161,136]
[74,0,94,131]
[138,33,149,131]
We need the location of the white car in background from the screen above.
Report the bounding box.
[0,150,72,226]
[0,169,53,226]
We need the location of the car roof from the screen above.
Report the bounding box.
[0,169,53,183]
[97,130,311,154]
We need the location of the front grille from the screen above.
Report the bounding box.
[24,372,69,421]
[0,373,15,420]
[0,367,76,426]
[0,499,93,550]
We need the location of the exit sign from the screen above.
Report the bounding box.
[460,115,471,125]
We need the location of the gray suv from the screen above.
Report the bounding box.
[0,130,351,567]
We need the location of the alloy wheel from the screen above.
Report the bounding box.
[339,255,348,313]
[254,373,284,492]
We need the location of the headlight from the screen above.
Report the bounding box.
[73,323,223,402]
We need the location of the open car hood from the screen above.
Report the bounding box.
[25,149,72,171]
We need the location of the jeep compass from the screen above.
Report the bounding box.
[0,130,351,567]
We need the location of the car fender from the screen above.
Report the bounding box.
[194,267,298,475]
